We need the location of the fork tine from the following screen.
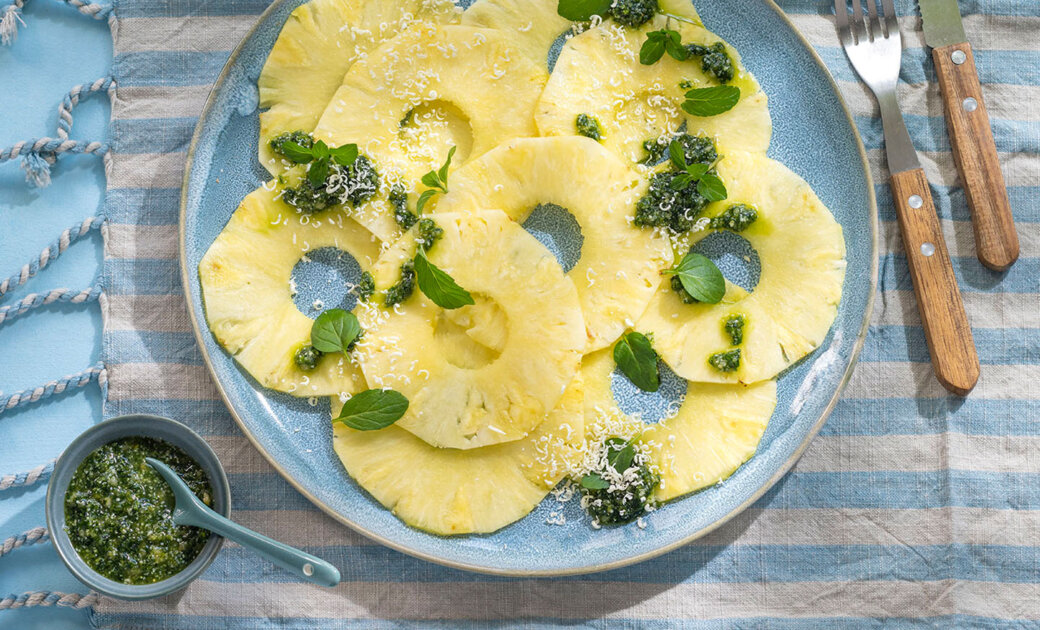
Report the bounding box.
[881,0,899,39]
[834,0,851,43]
[866,0,881,40]
[850,0,868,44]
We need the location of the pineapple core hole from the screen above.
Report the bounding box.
[611,361,688,424]
[399,100,474,167]
[692,231,761,292]
[521,203,584,273]
[433,294,508,370]
[289,247,364,316]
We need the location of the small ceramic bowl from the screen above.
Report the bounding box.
[46,414,231,600]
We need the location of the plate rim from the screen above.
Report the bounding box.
[178,0,879,577]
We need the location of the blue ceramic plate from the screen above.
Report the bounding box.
[181,0,877,575]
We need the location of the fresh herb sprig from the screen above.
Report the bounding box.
[613,331,660,392]
[682,85,740,117]
[414,248,474,310]
[580,437,640,489]
[664,251,726,304]
[416,146,456,214]
[334,388,409,431]
[667,140,727,202]
[280,139,359,188]
[310,309,362,356]
[639,28,687,65]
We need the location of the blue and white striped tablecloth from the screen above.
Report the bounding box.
[4,0,1039,627]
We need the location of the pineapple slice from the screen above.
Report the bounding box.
[257,0,461,173]
[355,210,584,449]
[460,0,572,67]
[582,348,776,502]
[435,136,673,352]
[311,24,549,242]
[535,14,771,165]
[637,151,846,384]
[330,374,584,535]
[199,185,381,396]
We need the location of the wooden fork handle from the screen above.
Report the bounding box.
[933,42,1019,271]
[891,168,980,396]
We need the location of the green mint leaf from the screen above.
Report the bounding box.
[557,0,611,21]
[307,157,329,188]
[437,145,456,188]
[663,30,688,61]
[580,473,610,490]
[280,141,314,164]
[685,163,710,179]
[421,171,443,190]
[682,85,741,117]
[606,437,637,473]
[310,308,361,355]
[311,140,330,159]
[668,140,688,169]
[413,251,475,309]
[697,173,728,201]
[668,252,725,303]
[640,38,666,65]
[329,143,358,166]
[613,331,660,392]
[334,388,409,430]
[670,173,694,191]
[415,189,438,215]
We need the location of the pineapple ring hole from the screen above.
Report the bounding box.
[433,293,509,370]
[610,361,688,424]
[521,203,584,273]
[399,100,474,167]
[289,247,364,316]
[692,231,761,292]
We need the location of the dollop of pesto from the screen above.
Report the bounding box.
[685,42,735,84]
[294,344,323,371]
[710,204,758,232]
[63,437,212,585]
[416,217,444,252]
[384,260,416,308]
[575,113,603,141]
[356,271,376,302]
[708,348,741,373]
[270,132,380,214]
[724,313,746,346]
[389,183,418,231]
[608,0,658,27]
[635,171,710,233]
[268,130,313,156]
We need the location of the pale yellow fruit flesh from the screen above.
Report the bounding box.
[199,185,381,396]
[257,0,461,173]
[435,136,672,353]
[637,151,847,384]
[535,14,771,165]
[355,210,584,449]
[581,348,776,503]
[331,374,584,535]
[311,24,549,242]
[460,0,572,68]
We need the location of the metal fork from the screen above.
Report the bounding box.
[836,0,979,395]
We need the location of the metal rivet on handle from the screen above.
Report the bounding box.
[951,50,966,64]
[908,195,923,209]
[303,563,314,576]
[921,242,935,257]
[963,97,978,112]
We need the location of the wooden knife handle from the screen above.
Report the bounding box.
[891,168,980,396]
[933,42,1019,271]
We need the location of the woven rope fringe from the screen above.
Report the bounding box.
[0,77,114,186]
[0,460,54,491]
[0,362,106,416]
[0,527,49,560]
[1,0,111,46]
[0,591,97,610]
[0,215,105,299]
[0,286,102,326]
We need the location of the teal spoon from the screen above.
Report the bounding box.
[146,458,340,587]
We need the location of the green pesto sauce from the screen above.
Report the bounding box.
[64,437,213,585]
[709,348,741,373]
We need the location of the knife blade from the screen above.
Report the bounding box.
[919,0,1019,271]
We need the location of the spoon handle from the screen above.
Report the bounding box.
[182,506,340,587]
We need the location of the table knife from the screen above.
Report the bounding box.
[919,0,1019,271]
